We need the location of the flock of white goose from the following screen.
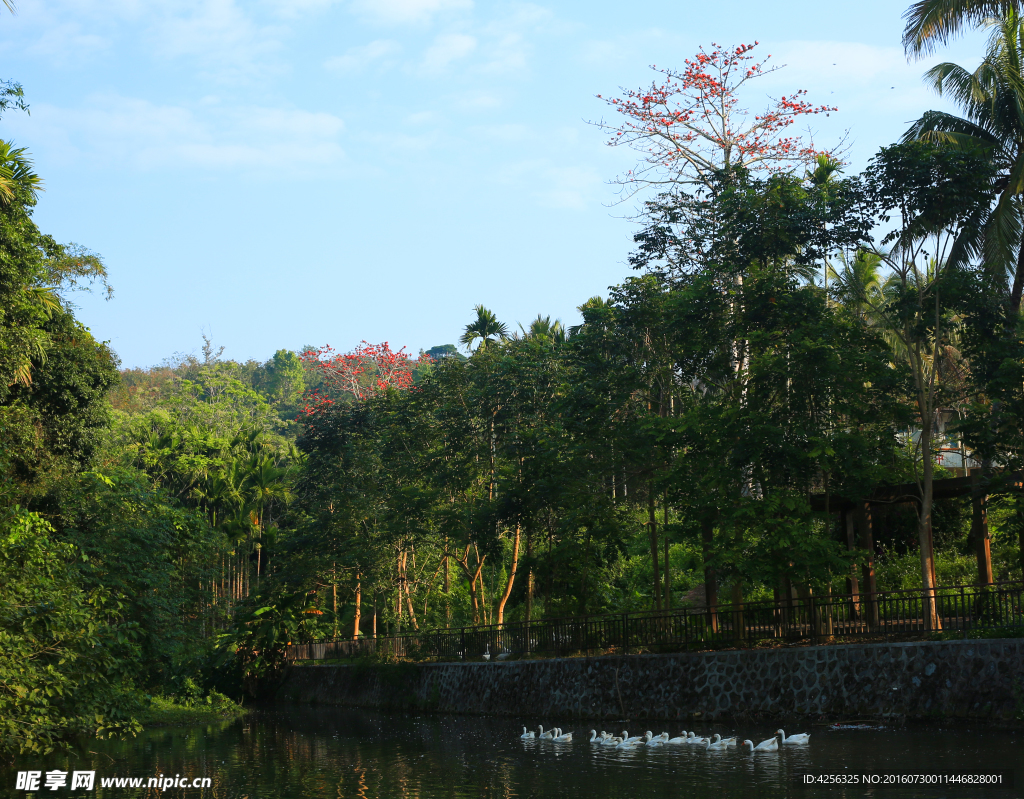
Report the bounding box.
[520,726,810,752]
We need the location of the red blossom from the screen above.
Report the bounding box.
[298,341,429,418]
[595,41,838,191]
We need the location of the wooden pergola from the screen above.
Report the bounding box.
[810,470,1024,617]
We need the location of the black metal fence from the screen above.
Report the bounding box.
[284,581,1024,663]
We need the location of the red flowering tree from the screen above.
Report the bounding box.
[299,341,422,416]
[595,42,837,197]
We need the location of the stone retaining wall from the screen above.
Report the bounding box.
[276,638,1024,724]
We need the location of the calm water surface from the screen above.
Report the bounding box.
[3,706,1021,799]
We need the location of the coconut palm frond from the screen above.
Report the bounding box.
[904,0,1021,56]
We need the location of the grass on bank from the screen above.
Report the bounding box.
[136,691,246,727]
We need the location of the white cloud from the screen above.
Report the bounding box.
[350,0,471,25]
[422,32,476,71]
[324,39,401,72]
[17,95,345,173]
[146,0,284,82]
[268,0,344,19]
[24,22,109,64]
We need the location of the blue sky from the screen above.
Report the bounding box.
[0,0,988,368]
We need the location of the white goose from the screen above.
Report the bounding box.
[601,734,622,747]
[685,732,709,745]
[706,734,730,751]
[615,735,640,750]
[742,737,779,753]
[777,729,811,744]
[520,726,535,740]
[665,732,688,745]
[622,730,644,744]
[537,725,555,740]
[588,730,600,743]
[553,728,573,742]
[644,732,667,747]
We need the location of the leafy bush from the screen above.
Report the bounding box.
[0,507,141,758]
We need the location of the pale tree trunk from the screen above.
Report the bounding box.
[496,522,521,626]
[402,552,420,630]
[456,544,486,625]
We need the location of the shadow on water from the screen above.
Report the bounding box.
[2,706,1021,798]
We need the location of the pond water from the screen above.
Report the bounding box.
[2,706,1021,798]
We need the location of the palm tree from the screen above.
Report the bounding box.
[905,11,1024,315]
[459,305,509,351]
[828,249,886,321]
[903,0,1021,56]
[517,314,566,344]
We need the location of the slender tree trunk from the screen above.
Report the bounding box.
[353,574,361,640]
[525,532,534,623]
[971,473,993,585]
[731,580,744,642]
[474,544,489,624]
[443,539,451,628]
[843,511,860,620]
[701,518,718,633]
[857,502,880,628]
[918,422,941,630]
[456,545,486,625]
[1017,496,1024,580]
[496,522,520,626]
[649,489,662,611]
[333,563,338,639]
[404,571,419,630]
[372,593,377,639]
[663,502,670,610]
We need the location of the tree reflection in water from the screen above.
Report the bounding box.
[2,707,1019,798]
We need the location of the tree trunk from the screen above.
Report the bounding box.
[843,510,860,620]
[455,545,486,625]
[1018,496,1024,581]
[918,424,941,630]
[525,532,533,623]
[731,580,744,642]
[971,473,993,586]
[858,502,879,628]
[663,502,670,610]
[649,489,662,611]
[701,517,718,633]
[353,574,361,640]
[333,564,338,639]
[496,523,521,627]
[404,570,419,630]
